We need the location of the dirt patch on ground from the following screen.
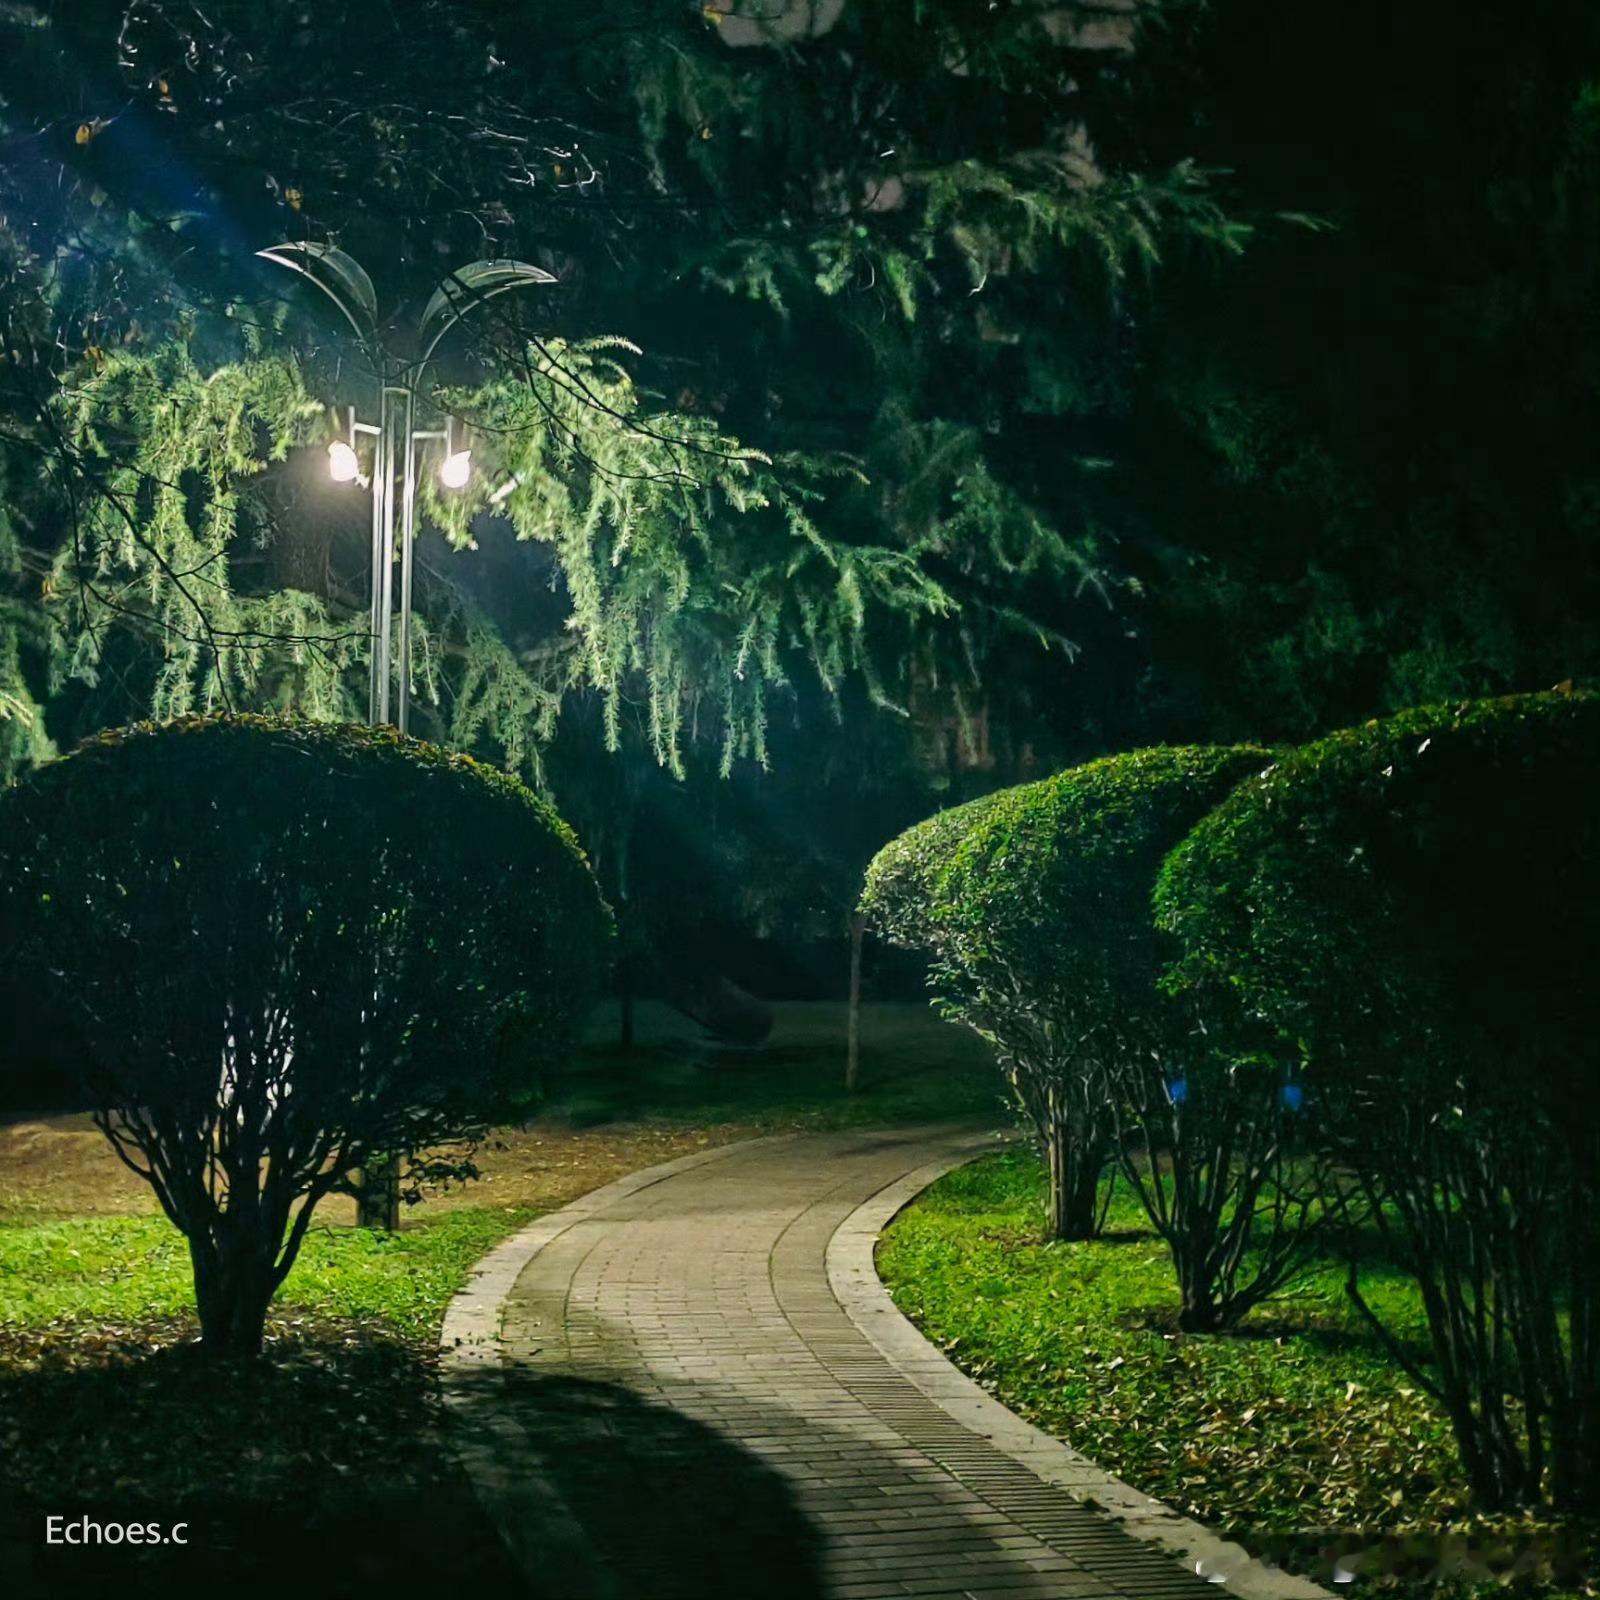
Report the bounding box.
[0,1113,758,1227]
[390,1120,759,1223]
[0,1117,158,1220]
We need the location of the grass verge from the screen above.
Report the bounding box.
[876,1148,1596,1600]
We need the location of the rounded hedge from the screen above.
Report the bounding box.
[859,786,1009,952]
[0,713,613,1127]
[1155,691,1600,1109]
[862,746,1275,1250]
[931,745,1274,1013]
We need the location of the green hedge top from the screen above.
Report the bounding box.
[931,745,1271,1007]
[859,787,1008,951]
[862,747,1270,1025]
[5,713,603,912]
[0,714,612,1120]
[42,711,592,845]
[1155,691,1600,1095]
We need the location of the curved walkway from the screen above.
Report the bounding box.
[443,1126,1326,1600]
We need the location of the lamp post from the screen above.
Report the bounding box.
[259,244,554,734]
[258,243,555,1225]
[324,398,468,733]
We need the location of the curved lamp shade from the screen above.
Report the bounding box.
[419,258,557,362]
[256,242,379,340]
[256,246,556,361]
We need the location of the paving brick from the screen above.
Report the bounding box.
[474,1127,1223,1600]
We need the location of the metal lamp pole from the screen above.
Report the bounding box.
[259,243,555,735]
[258,243,555,1226]
[334,395,458,733]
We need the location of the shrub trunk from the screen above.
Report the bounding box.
[190,1239,278,1358]
[1044,1112,1106,1242]
[1175,1243,1223,1333]
[1349,1114,1600,1517]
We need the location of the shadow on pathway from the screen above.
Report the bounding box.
[451,1365,830,1600]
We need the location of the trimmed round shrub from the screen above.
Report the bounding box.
[859,787,1007,953]
[0,714,611,1355]
[943,746,1290,1282]
[1156,691,1600,1507]
[864,746,1274,1256]
[1158,691,1599,1106]
[936,746,1273,1042]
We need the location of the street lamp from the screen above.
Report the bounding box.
[327,438,361,484]
[257,242,555,735]
[258,243,554,1228]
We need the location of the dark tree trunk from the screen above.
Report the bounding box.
[846,911,865,1093]
[1044,1116,1105,1242]
[190,1240,277,1358]
[1170,1200,1224,1332]
[1176,1259,1222,1333]
[617,892,639,1055]
[619,982,636,1055]
[612,806,639,1057]
[356,1156,400,1230]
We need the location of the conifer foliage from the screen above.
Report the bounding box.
[0,0,1242,787]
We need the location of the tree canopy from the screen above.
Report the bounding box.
[2,0,1597,952]
[0,1,1239,791]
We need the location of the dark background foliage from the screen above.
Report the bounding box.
[2,0,1597,997]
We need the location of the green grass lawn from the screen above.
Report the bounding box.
[0,1207,531,1337]
[877,1148,1596,1600]
[551,997,1002,1131]
[0,1208,549,1596]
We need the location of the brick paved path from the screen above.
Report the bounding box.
[453,1125,1241,1600]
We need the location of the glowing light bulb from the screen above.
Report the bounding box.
[438,449,472,491]
[327,440,360,483]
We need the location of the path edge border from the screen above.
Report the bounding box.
[826,1148,1334,1600]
